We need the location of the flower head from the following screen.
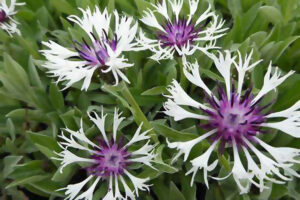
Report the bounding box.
[41,7,139,90]
[164,50,299,193]
[138,0,227,61]
[0,0,24,36]
[54,108,156,200]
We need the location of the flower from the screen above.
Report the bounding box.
[163,49,300,193]
[54,108,156,200]
[0,0,24,36]
[40,7,139,90]
[137,0,227,61]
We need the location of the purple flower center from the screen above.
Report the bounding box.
[87,141,131,177]
[75,32,118,66]
[157,19,199,48]
[201,86,270,149]
[0,10,8,23]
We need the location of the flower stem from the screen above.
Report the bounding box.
[119,82,159,143]
[175,56,188,89]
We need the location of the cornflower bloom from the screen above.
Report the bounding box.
[41,7,139,90]
[0,0,24,36]
[54,108,156,199]
[138,0,227,61]
[164,50,299,193]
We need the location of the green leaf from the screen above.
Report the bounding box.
[28,56,44,90]
[133,0,152,15]
[49,0,77,15]
[141,86,167,96]
[49,83,65,112]
[150,121,197,141]
[6,109,49,123]
[169,182,186,200]
[6,175,50,189]
[259,6,283,25]
[27,131,61,152]
[27,177,64,197]
[4,53,30,88]
[2,156,23,179]
[6,118,16,141]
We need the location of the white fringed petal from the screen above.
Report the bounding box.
[87,109,109,145]
[113,108,125,141]
[186,139,219,188]
[140,9,166,33]
[267,100,300,118]
[195,14,228,42]
[125,170,150,196]
[163,99,210,121]
[234,50,262,95]
[255,137,300,164]
[195,4,213,25]
[188,0,200,23]
[261,115,300,138]
[103,176,114,200]
[74,177,100,200]
[253,63,295,103]
[113,11,139,54]
[40,41,97,91]
[58,131,96,154]
[232,139,252,194]
[125,122,151,147]
[167,129,217,162]
[152,0,169,20]
[113,175,124,200]
[131,141,155,156]
[103,50,133,85]
[41,41,78,59]
[130,141,156,168]
[183,57,213,96]
[243,138,291,183]
[53,149,96,173]
[120,176,135,200]
[169,0,184,20]
[58,175,93,200]
[205,50,235,99]
[67,7,110,41]
[165,80,210,110]
[242,147,276,192]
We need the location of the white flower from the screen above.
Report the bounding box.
[164,49,299,193]
[54,107,156,200]
[137,0,227,61]
[41,7,139,90]
[0,0,25,36]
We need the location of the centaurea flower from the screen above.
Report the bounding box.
[54,108,156,200]
[138,0,227,61]
[41,7,139,90]
[164,50,299,193]
[0,0,24,36]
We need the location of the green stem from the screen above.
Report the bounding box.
[119,82,159,143]
[218,153,231,172]
[175,57,188,89]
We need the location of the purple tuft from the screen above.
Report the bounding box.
[0,10,8,23]
[87,139,131,177]
[157,19,199,48]
[200,86,270,149]
[74,31,118,66]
